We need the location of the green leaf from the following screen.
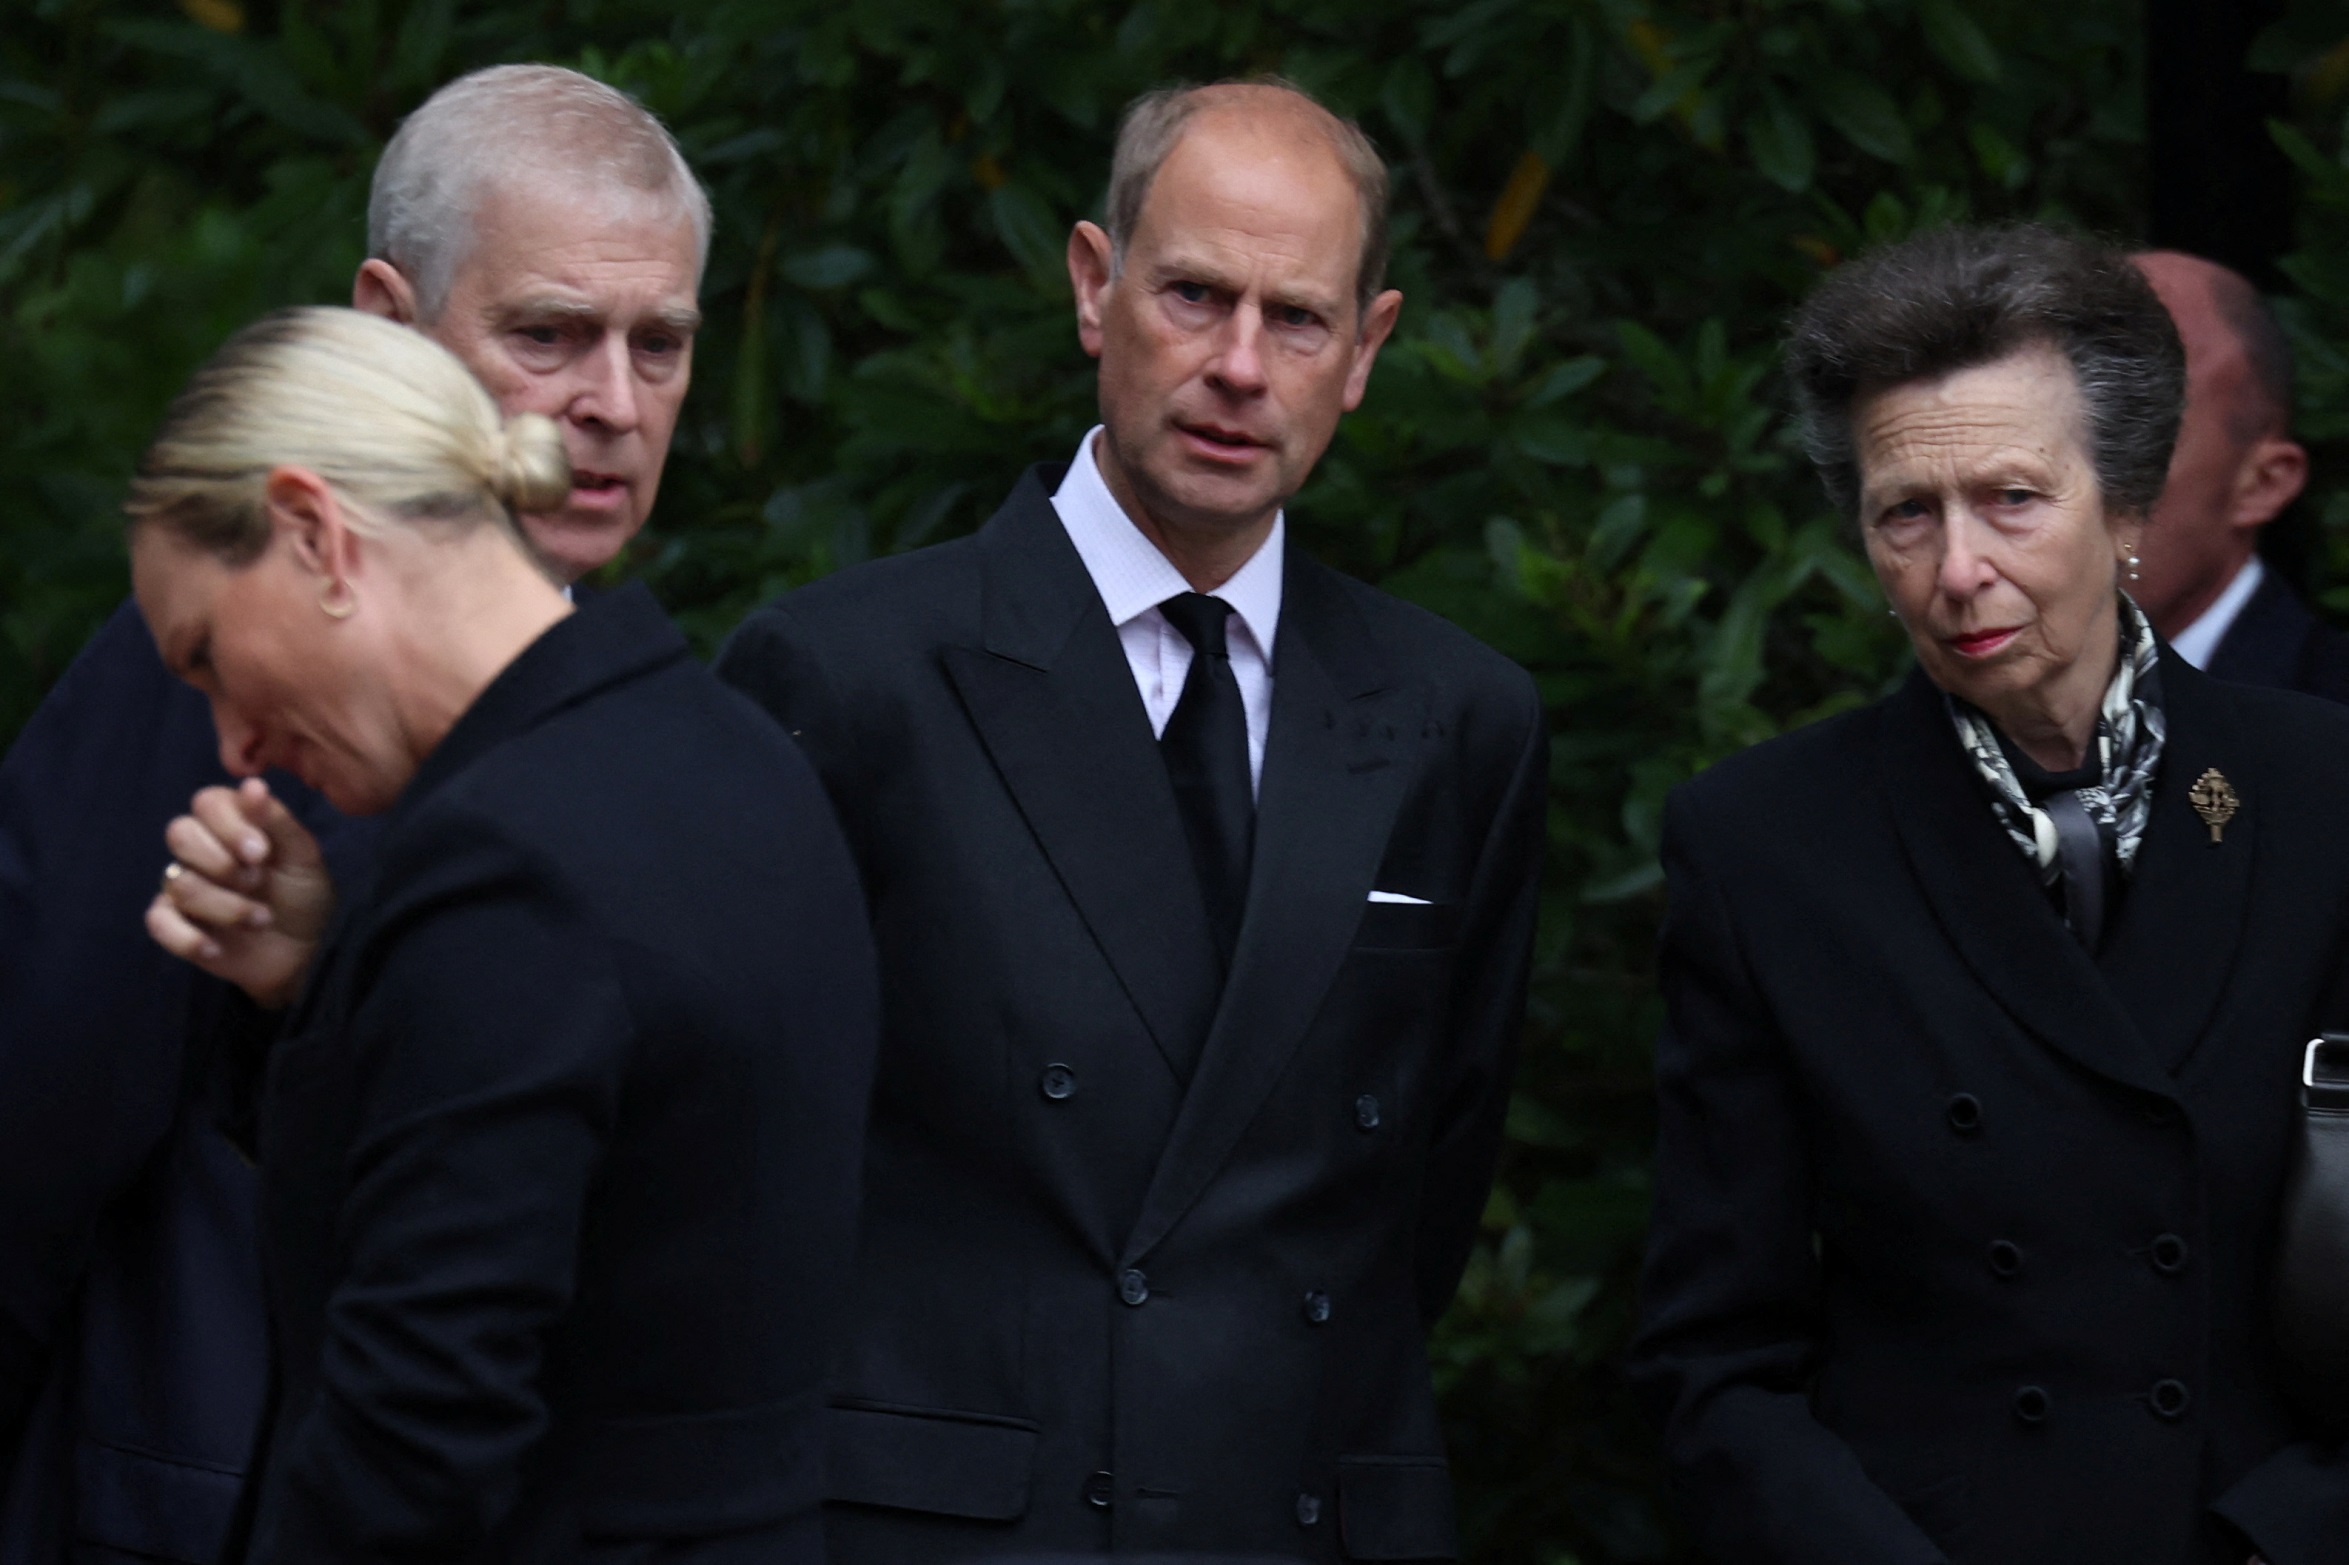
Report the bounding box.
[1815,71,1915,164]
[1746,93,1815,192]
[1616,320,1692,408]
[987,182,1064,287]
[1917,0,2002,83]
[1526,355,1607,406]
[1513,414,1589,466]
[785,245,876,290]
[1491,276,1539,373]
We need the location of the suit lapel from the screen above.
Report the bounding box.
[1878,671,2176,1100]
[1122,555,1422,1265]
[2096,651,2257,1073]
[943,471,1224,1079]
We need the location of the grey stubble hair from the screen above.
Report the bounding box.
[367,64,713,321]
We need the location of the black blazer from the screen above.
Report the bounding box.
[1632,653,2349,1565]
[0,601,371,1565]
[2207,568,2349,706]
[714,470,1546,1564]
[241,585,877,1565]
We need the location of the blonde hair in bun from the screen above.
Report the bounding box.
[491,412,573,517]
[127,305,564,562]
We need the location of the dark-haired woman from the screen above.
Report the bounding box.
[1632,225,2349,1565]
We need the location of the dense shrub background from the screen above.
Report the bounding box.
[7,2,2348,1559]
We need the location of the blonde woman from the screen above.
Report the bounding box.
[133,307,875,1565]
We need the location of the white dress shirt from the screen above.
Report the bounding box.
[2166,554,2265,671]
[1050,427,1282,793]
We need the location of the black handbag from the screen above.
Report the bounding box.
[2277,1033,2349,1420]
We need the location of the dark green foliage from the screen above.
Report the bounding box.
[1,2,2157,1560]
[2259,5,2349,625]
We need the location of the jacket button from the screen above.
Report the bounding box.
[1302,1290,1332,1324]
[1946,1093,1983,1135]
[2012,1385,2051,1426]
[2142,1099,2178,1127]
[1040,1063,1076,1101]
[2149,1378,2192,1420]
[1085,1471,1115,1509]
[1295,1492,1322,1527]
[1355,1094,1382,1131]
[2149,1233,2189,1275]
[1987,1239,2023,1278]
[1118,1268,1150,1306]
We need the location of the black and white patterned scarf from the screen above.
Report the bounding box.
[1946,596,2167,884]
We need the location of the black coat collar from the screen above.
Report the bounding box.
[389,580,688,830]
[942,468,1420,1262]
[2206,567,2314,691]
[1879,648,2255,1096]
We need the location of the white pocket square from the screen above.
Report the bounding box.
[1366,890,1431,904]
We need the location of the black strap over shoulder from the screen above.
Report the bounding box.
[2275,1033,2349,1428]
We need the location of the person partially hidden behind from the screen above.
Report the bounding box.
[0,64,706,1565]
[716,79,1547,1563]
[1633,224,2349,1565]
[2126,250,2349,699]
[133,306,875,1564]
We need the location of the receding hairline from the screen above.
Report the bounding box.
[1107,78,1390,317]
[2130,249,2293,435]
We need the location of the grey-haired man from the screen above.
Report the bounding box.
[0,65,705,1565]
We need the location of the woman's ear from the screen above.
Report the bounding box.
[263,467,362,586]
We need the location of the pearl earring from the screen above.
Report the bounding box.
[2125,554,2142,583]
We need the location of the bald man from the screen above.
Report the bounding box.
[718,80,1544,1564]
[2129,250,2349,701]
[0,66,708,1565]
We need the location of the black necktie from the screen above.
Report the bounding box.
[1156,592,1255,966]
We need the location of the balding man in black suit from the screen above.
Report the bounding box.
[719,79,1545,1564]
[2129,250,2349,701]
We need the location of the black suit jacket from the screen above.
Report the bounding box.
[242,585,877,1565]
[0,601,371,1565]
[714,469,1546,1564]
[1632,654,2349,1565]
[2206,568,2349,706]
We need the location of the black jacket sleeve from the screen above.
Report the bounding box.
[713,606,873,882]
[1628,792,1948,1565]
[0,603,220,1463]
[1413,678,1546,1326]
[249,806,629,1565]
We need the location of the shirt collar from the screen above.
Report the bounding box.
[1051,426,1284,655]
[2165,554,2264,671]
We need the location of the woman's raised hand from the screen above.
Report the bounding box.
[146,777,335,1009]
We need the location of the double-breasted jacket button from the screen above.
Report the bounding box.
[2149,1233,2190,1275]
[1085,1471,1115,1509]
[2011,1385,2051,1426]
[1040,1063,1077,1101]
[1355,1094,1382,1131]
[1295,1492,1322,1527]
[1946,1093,1983,1135]
[1118,1268,1150,1306]
[2149,1379,2192,1421]
[1302,1291,1332,1325]
[1987,1239,2024,1279]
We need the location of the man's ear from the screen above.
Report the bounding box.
[352,259,421,325]
[1068,221,1115,359]
[2234,435,2310,530]
[1341,288,1405,412]
[263,467,363,586]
